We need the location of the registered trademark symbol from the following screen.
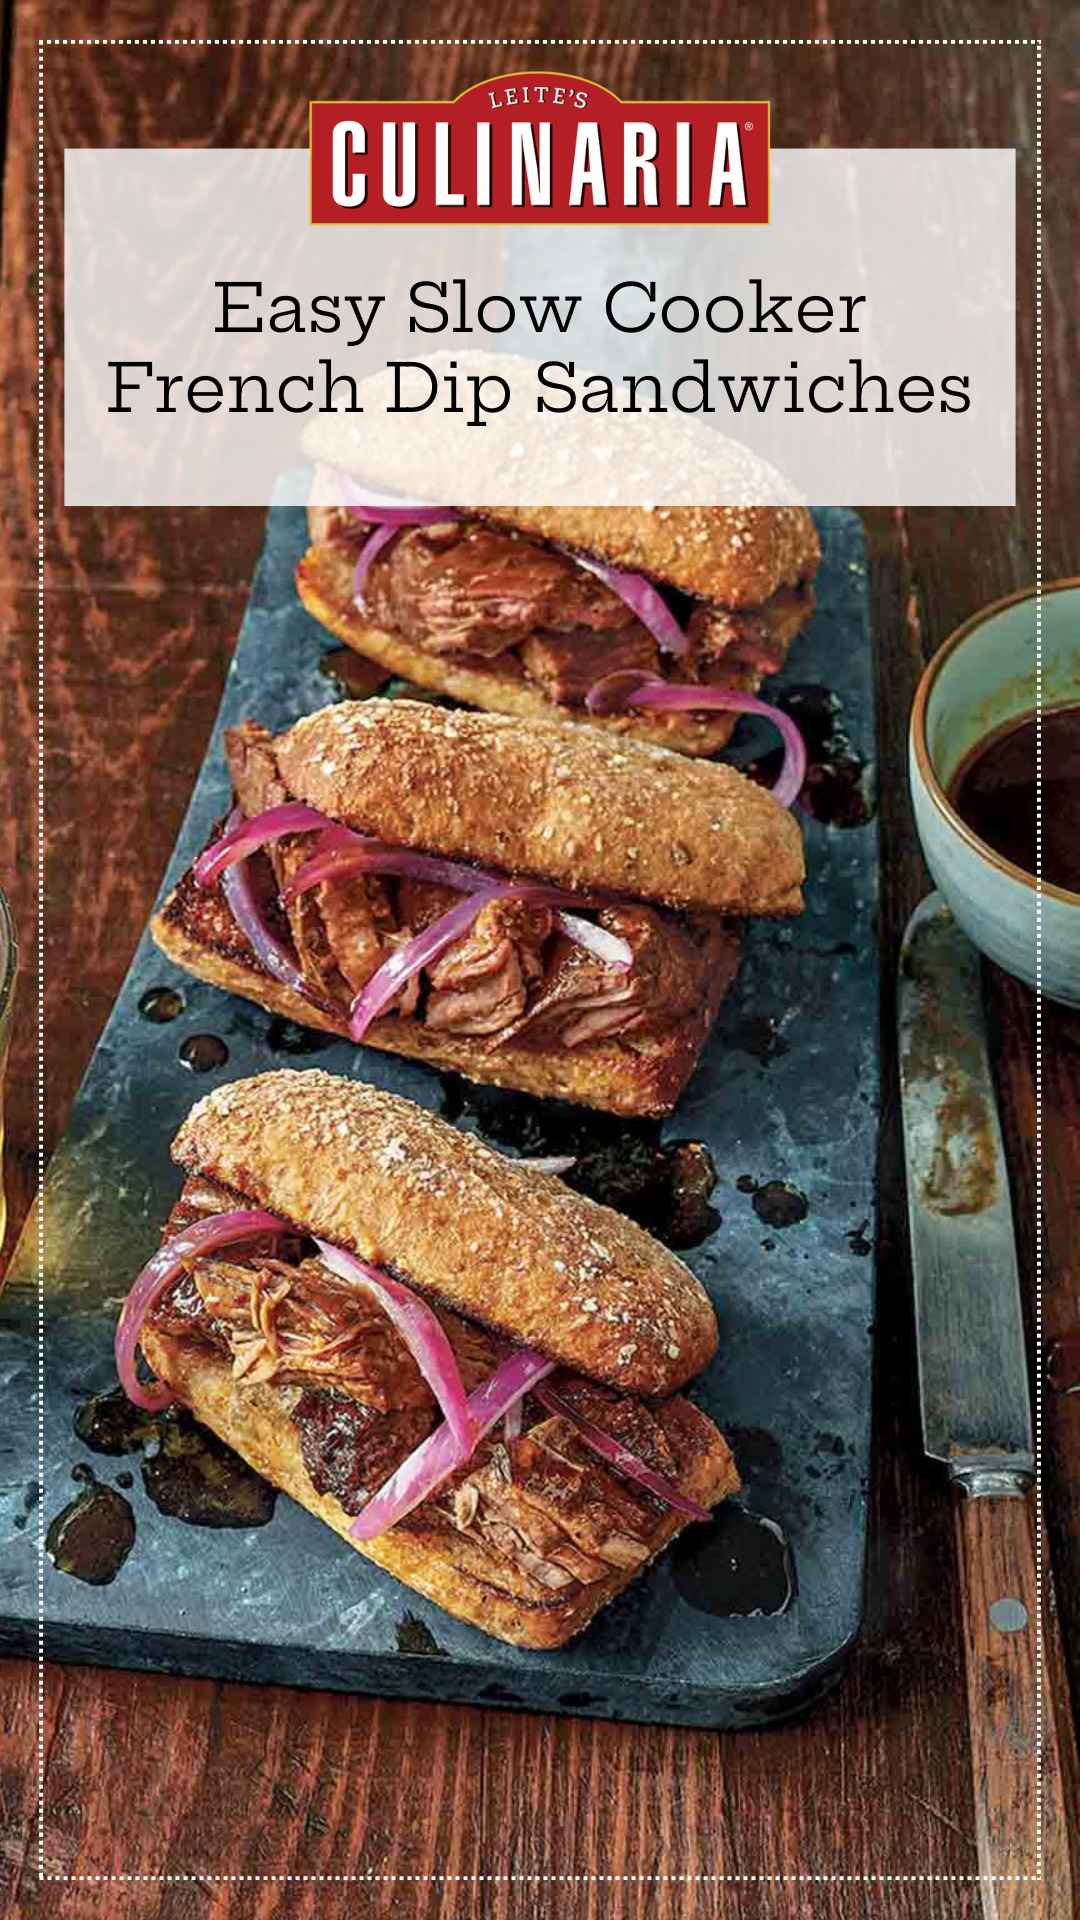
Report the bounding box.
[744,121,754,131]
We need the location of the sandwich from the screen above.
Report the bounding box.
[151,699,805,1117]
[118,1071,740,1648]
[299,478,821,758]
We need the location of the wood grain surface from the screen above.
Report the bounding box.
[2,4,1078,1916]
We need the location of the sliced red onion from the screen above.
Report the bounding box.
[284,838,634,974]
[586,672,808,810]
[570,553,689,657]
[585,669,675,717]
[331,469,459,526]
[503,1399,524,1443]
[354,523,399,606]
[284,832,497,906]
[194,803,331,887]
[313,1239,473,1460]
[216,810,312,1001]
[306,822,368,859]
[349,504,459,529]
[348,890,498,1039]
[535,1382,711,1521]
[282,844,386,901]
[116,1209,288,1412]
[197,813,633,1041]
[211,812,339,1019]
[349,1349,555,1542]
[556,911,634,970]
[345,489,461,608]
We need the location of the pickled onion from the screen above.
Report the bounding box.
[115,1209,288,1411]
[586,672,807,809]
[348,1349,554,1541]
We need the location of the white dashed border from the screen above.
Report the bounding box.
[34,33,1044,1890]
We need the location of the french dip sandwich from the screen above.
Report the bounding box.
[119,1072,740,1648]
[301,478,821,757]
[152,699,805,1116]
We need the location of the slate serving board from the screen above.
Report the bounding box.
[0,496,878,1729]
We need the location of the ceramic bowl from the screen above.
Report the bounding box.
[909,578,1080,1006]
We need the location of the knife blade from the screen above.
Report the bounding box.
[897,892,1077,1915]
[897,891,1033,1492]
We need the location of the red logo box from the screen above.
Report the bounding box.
[310,71,770,226]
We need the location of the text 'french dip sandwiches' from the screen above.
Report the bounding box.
[118,1072,740,1648]
[300,478,820,758]
[152,699,805,1116]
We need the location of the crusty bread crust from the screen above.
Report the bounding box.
[473,504,820,610]
[275,700,804,918]
[139,1326,740,1649]
[296,541,742,757]
[170,1068,718,1395]
[150,872,741,1120]
[302,386,820,605]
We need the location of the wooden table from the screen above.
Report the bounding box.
[2,6,1078,1914]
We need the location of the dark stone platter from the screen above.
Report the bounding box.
[0,495,878,1729]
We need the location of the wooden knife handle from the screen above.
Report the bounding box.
[955,1488,1080,1917]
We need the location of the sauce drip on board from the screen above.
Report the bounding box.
[437,1075,721,1249]
[949,704,1080,894]
[73,1389,277,1529]
[45,1477,136,1585]
[671,1503,796,1618]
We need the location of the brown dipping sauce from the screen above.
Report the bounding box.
[949,704,1080,894]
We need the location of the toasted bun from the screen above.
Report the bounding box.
[474,505,819,610]
[275,700,804,918]
[302,355,821,606]
[139,1327,740,1648]
[151,877,740,1119]
[303,493,818,616]
[296,540,742,758]
[171,1070,719,1396]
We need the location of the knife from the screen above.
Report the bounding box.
[898,893,1076,1916]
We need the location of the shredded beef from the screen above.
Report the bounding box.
[425,897,552,1037]
[148,1179,710,1591]
[690,593,804,678]
[188,1255,438,1408]
[219,727,712,1050]
[362,519,635,658]
[437,1410,662,1593]
[339,512,808,705]
[293,1389,435,1515]
[518,623,659,706]
[158,1249,498,1411]
[504,906,710,1051]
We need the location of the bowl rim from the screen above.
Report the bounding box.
[910,575,1080,909]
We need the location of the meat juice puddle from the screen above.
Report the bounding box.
[138,985,185,1023]
[437,1076,720,1250]
[178,1033,229,1074]
[54,1389,277,1554]
[671,1505,797,1619]
[319,646,392,700]
[948,703,1080,893]
[739,1177,809,1229]
[747,684,875,829]
[45,1469,136,1586]
[265,1014,337,1056]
